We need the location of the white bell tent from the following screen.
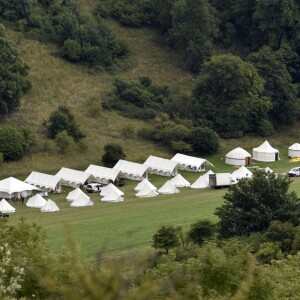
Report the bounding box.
[66,188,86,202]
[231,166,253,180]
[135,185,159,198]
[100,183,124,197]
[70,193,93,207]
[101,189,124,202]
[41,199,59,212]
[0,199,16,214]
[253,141,279,162]
[158,181,180,194]
[134,178,157,192]
[169,174,190,187]
[225,147,252,166]
[190,170,214,189]
[26,194,47,208]
[288,143,300,158]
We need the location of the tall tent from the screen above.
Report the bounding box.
[288,143,300,158]
[100,183,124,197]
[169,174,190,187]
[55,167,96,188]
[253,141,279,162]
[158,181,180,194]
[41,199,59,212]
[225,147,252,166]
[135,185,159,198]
[0,177,40,199]
[101,189,124,202]
[144,155,178,177]
[85,165,120,184]
[0,199,16,214]
[66,188,87,202]
[26,194,47,208]
[171,153,213,172]
[231,166,253,180]
[134,179,157,192]
[190,170,214,189]
[70,193,93,207]
[113,160,148,181]
[25,171,62,193]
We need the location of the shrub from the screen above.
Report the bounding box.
[101,143,126,167]
[120,125,135,138]
[55,130,74,154]
[152,225,180,254]
[61,39,81,61]
[188,220,215,245]
[171,141,193,154]
[257,119,274,137]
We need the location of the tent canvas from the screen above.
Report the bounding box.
[265,167,273,173]
[225,147,252,166]
[134,178,157,192]
[101,189,124,202]
[288,143,300,158]
[135,185,158,198]
[169,174,190,187]
[0,199,16,213]
[85,165,120,184]
[190,176,209,189]
[253,140,279,162]
[66,188,86,202]
[171,153,213,172]
[100,183,124,197]
[231,166,253,180]
[41,199,59,212]
[158,180,180,194]
[25,171,62,193]
[113,160,148,181]
[70,194,93,207]
[144,155,178,177]
[26,194,47,208]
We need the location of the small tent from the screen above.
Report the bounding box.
[26,194,47,208]
[158,181,180,194]
[41,199,59,212]
[288,143,300,158]
[253,141,279,162]
[190,170,214,189]
[0,199,16,214]
[169,174,190,187]
[66,188,86,202]
[113,160,148,181]
[264,167,273,173]
[100,183,124,197]
[171,153,213,172]
[70,194,93,207]
[231,166,253,180]
[144,155,178,177]
[225,147,252,166]
[101,189,124,202]
[134,179,157,192]
[85,165,120,184]
[25,171,62,193]
[135,185,159,198]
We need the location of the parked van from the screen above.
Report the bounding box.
[288,167,300,177]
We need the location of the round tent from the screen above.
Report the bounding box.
[288,143,300,158]
[225,147,252,166]
[253,140,279,162]
[0,199,16,214]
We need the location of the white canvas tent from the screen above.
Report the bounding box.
[231,166,253,180]
[135,185,158,198]
[55,167,96,188]
[70,193,93,207]
[253,141,279,162]
[134,178,157,192]
[100,183,124,197]
[113,160,148,181]
[190,170,214,189]
[288,143,300,158]
[66,188,87,202]
[101,189,124,202]
[0,199,16,214]
[41,199,59,212]
[85,165,120,184]
[0,177,40,199]
[158,180,180,194]
[225,147,252,166]
[26,194,47,208]
[169,174,190,187]
[265,167,273,173]
[171,153,213,172]
[25,171,62,193]
[144,155,178,177]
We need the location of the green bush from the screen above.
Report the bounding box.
[101,143,126,167]
[55,130,74,154]
[188,219,215,245]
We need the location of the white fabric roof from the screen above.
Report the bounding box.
[85,165,120,183]
[134,179,157,192]
[25,171,61,190]
[71,194,93,207]
[144,155,178,174]
[41,199,59,212]
[231,166,253,180]
[169,174,190,187]
[56,168,94,187]
[158,180,180,194]
[253,140,278,153]
[265,167,273,173]
[0,199,16,213]
[190,170,214,189]
[0,177,40,196]
[289,143,300,150]
[113,160,148,178]
[26,194,47,208]
[101,189,124,202]
[66,188,86,202]
[226,147,251,159]
[171,153,213,169]
[100,183,124,197]
[135,185,158,198]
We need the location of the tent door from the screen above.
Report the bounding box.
[245,157,252,166]
[275,153,279,161]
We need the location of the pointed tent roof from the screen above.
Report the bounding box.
[171,153,213,170]
[41,199,59,212]
[26,194,47,208]
[169,174,190,187]
[100,183,124,197]
[135,185,159,198]
[231,166,253,180]
[134,178,157,192]
[158,180,180,194]
[101,189,124,202]
[226,147,251,159]
[56,167,95,187]
[113,160,148,179]
[0,177,40,195]
[25,171,61,190]
[70,193,93,207]
[85,165,120,183]
[0,199,16,213]
[253,140,278,153]
[289,143,300,150]
[144,155,178,174]
[66,188,86,202]
[265,167,273,173]
[190,170,214,189]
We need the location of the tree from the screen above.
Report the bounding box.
[215,170,300,238]
[152,225,179,254]
[188,219,215,245]
[0,24,30,115]
[101,143,125,167]
[55,130,74,154]
[193,54,272,138]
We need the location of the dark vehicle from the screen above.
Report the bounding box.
[86,183,103,193]
[116,178,125,187]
